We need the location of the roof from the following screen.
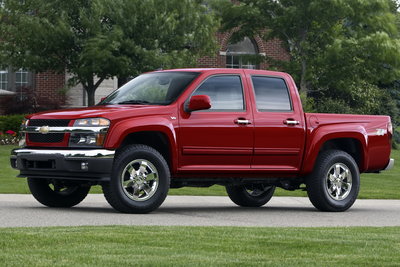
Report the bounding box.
[153,68,287,76]
[0,89,16,96]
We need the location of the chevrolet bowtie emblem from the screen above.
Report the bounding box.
[39,126,50,134]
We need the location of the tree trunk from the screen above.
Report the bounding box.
[300,59,308,95]
[83,77,105,106]
[86,88,96,106]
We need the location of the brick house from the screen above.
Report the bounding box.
[0,69,66,113]
[1,31,288,110]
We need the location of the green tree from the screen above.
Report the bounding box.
[0,0,218,106]
[215,0,400,105]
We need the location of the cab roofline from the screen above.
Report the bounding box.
[152,68,287,76]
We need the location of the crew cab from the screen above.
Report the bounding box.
[10,68,394,213]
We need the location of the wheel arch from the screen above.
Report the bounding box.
[105,117,178,172]
[118,131,172,169]
[302,132,368,174]
[319,138,363,168]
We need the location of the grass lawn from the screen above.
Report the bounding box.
[0,145,30,194]
[1,145,399,199]
[0,226,399,266]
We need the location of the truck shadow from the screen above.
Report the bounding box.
[158,206,318,213]
[19,205,318,214]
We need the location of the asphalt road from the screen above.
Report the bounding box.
[1,194,399,228]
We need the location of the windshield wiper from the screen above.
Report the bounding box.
[116,100,151,105]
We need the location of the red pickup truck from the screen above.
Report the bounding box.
[11,68,394,213]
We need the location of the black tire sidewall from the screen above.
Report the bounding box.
[307,150,360,212]
[226,185,276,207]
[108,145,170,213]
[27,178,90,207]
[322,154,360,210]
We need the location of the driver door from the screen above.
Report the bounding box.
[178,73,254,173]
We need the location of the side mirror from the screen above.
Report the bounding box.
[97,97,107,105]
[186,95,211,112]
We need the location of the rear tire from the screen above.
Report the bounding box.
[102,144,170,214]
[28,178,90,208]
[226,184,275,207]
[306,150,360,212]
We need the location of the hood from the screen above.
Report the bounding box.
[27,104,174,121]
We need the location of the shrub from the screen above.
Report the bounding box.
[0,114,26,133]
[0,114,25,145]
[0,130,20,145]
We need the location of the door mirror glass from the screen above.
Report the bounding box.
[186,95,211,112]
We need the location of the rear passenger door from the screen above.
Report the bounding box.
[178,72,254,172]
[247,72,305,172]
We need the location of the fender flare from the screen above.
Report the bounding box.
[104,116,178,172]
[301,126,368,174]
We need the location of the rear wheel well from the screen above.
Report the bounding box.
[118,131,171,168]
[319,138,363,169]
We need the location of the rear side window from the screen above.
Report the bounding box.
[252,76,292,111]
[193,75,244,111]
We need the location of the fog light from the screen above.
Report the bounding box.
[69,133,107,147]
[19,137,26,147]
[81,162,89,171]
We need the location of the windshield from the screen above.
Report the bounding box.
[100,72,199,105]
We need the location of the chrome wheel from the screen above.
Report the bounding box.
[325,163,352,201]
[121,159,159,202]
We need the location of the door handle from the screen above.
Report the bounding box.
[235,119,251,125]
[284,119,300,126]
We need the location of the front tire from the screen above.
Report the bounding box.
[306,150,360,212]
[102,144,170,214]
[28,178,90,208]
[226,184,276,207]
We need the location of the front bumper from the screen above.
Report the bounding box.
[10,148,115,181]
[384,158,394,171]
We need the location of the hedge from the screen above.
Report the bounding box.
[0,114,26,134]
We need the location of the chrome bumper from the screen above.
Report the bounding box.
[11,148,115,159]
[384,158,394,171]
[10,148,115,181]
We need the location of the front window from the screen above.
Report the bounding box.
[193,75,244,111]
[226,37,259,69]
[101,72,199,105]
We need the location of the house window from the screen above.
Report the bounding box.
[226,37,259,69]
[15,69,29,88]
[0,70,8,90]
[0,67,32,91]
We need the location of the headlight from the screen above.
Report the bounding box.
[69,118,110,148]
[73,118,110,127]
[21,118,29,128]
[19,119,29,147]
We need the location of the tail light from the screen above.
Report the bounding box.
[388,121,393,136]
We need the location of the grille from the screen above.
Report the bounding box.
[28,119,70,127]
[28,119,70,143]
